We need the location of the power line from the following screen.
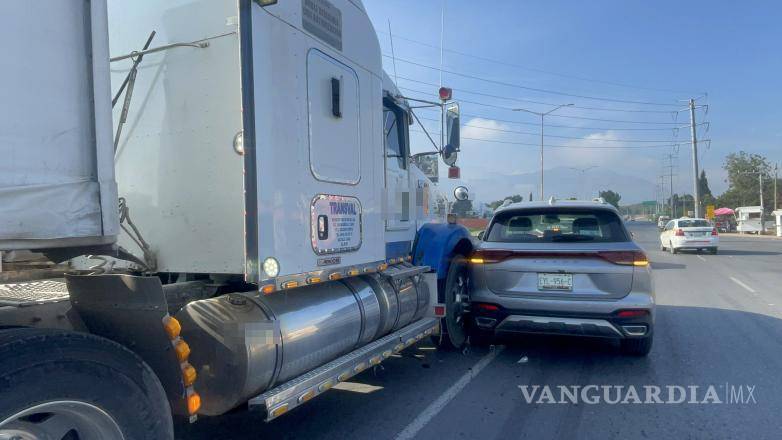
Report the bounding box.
[411,106,700,132]
[399,86,684,124]
[377,30,701,96]
[384,54,681,107]
[397,77,680,114]
[410,129,681,150]
[417,116,681,143]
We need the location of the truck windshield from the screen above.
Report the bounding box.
[485,208,629,243]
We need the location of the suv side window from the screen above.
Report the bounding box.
[665,221,675,231]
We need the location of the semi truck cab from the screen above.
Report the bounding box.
[0,0,473,437]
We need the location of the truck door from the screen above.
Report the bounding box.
[384,99,411,231]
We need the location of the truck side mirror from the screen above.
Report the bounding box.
[453,185,469,201]
[442,103,460,166]
[477,230,485,240]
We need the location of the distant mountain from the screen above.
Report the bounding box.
[446,166,656,205]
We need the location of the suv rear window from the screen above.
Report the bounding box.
[485,208,629,243]
[678,219,711,228]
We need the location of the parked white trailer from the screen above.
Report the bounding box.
[0,1,474,438]
[735,206,764,234]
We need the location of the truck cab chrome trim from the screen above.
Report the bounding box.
[248,317,437,421]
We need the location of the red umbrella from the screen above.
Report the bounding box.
[713,207,734,216]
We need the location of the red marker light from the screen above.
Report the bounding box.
[434,305,446,317]
[616,309,648,318]
[448,166,460,179]
[475,303,500,312]
[438,87,453,101]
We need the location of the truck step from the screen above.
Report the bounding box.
[0,279,69,306]
[248,317,438,421]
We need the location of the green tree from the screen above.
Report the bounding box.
[666,193,695,217]
[715,151,773,211]
[488,194,524,210]
[598,190,621,208]
[698,170,717,211]
[451,199,473,217]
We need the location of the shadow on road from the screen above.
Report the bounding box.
[650,261,687,270]
[713,249,781,256]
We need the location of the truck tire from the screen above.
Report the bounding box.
[437,257,470,349]
[0,328,174,440]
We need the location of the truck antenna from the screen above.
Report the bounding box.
[388,20,398,85]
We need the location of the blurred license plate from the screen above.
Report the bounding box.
[538,273,573,291]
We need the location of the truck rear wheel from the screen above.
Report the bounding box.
[0,328,174,440]
[436,257,470,349]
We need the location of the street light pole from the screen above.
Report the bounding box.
[540,114,544,200]
[513,103,574,200]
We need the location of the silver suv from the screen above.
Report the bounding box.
[469,199,654,355]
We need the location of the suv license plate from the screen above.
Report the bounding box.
[538,273,573,291]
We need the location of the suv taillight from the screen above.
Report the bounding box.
[711,228,718,236]
[596,250,649,267]
[469,249,512,264]
[675,229,685,236]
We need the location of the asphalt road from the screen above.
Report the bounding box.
[178,222,782,440]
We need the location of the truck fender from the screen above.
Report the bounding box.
[412,223,474,282]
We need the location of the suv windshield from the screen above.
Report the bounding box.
[485,208,629,243]
[678,219,711,228]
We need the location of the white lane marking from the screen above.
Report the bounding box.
[395,346,505,440]
[696,255,706,262]
[730,276,756,293]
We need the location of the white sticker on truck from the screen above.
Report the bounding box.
[302,0,342,51]
[311,194,362,254]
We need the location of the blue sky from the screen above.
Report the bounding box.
[363,0,781,202]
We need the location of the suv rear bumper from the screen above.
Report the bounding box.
[670,236,718,248]
[482,314,651,338]
[470,292,654,339]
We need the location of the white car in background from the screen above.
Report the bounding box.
[660,218,719,254]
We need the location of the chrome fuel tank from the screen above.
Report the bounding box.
[177,272,430,415]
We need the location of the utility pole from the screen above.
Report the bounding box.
[663,153,676,217]
[689,99,701,218]
[774,164,778,212]
[759,173,764,213]
[513,103,574,200]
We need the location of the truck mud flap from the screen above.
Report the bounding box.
[248,316,438,421]
[66,274,190,417]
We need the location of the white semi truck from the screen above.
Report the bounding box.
[0,1,475,438]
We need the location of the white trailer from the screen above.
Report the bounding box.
[735,206,764,234]
[0,1,475,438]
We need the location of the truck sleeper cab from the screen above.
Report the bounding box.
[0,0,471,437]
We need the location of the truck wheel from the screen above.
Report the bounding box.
[437,257,470,349]
[0,328,174,440]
